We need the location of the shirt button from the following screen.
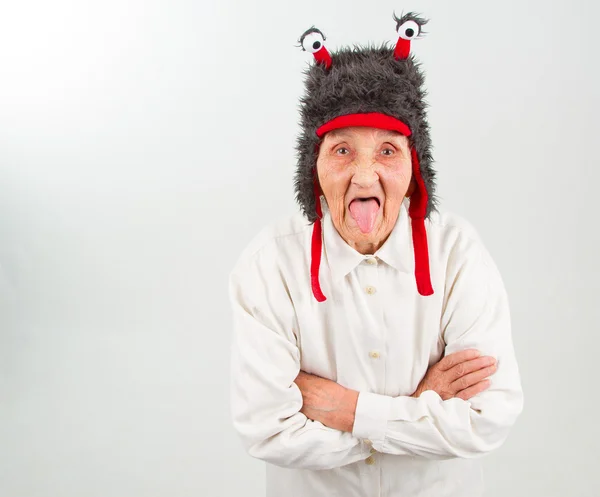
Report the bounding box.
[363,439,372,445]
[365,456,376,465]
[365,285,376,295]
[366,257,377,266]
[369,351,380,359]
[370,448,377,454]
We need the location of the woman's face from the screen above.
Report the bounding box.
[316,126,414,254]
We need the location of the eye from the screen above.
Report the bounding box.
[397,20,421,40]
[380,143,398,156]
[302,31,326,54]
[335,146,349,155]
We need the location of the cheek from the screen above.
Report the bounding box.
[379,160,412,194]
[318,160,351,195]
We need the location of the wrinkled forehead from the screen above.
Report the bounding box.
[324,127,407,142]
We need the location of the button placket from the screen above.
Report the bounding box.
[357,258,386,395]
[363,257,378,296]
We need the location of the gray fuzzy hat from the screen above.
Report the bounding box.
[295,12,437,301]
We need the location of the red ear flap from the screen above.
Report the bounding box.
[408,148,434,296]
[310,169,326,302]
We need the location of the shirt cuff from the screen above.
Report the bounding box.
[351,391,392,446]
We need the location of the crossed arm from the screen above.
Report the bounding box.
[229,238,523,470]
[294,348,498,434]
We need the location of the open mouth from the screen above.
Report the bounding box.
[348,196,381,234]
[348,195,381,207]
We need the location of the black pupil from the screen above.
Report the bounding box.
[312,41,321,50]
[405,28,415,37]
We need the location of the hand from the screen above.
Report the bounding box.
[411,349,496,401]
[294,371,359,433]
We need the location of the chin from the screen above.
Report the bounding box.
[347,219,383,239]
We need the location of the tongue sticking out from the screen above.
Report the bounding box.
[348,198,380,233]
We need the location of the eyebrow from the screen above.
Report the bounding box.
[326,128,404,141]
[326,129,349,140]
[379,130,404,140]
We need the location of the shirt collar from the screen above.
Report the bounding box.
[321,197,414,281]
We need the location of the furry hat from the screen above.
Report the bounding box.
[295,12,437,301]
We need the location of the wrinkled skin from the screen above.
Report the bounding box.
[316,126,415,255]
[295,350,496,433]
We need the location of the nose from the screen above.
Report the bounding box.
[351,157,379,189]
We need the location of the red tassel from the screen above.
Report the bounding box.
[408,148,434,296]
[311,172,326,302]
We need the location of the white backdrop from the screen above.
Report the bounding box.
[1,1,598,496]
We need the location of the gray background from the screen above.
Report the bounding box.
[1,0,598,496]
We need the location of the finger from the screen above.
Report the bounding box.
[438,349,481,371]
[455,380,491,401]
[447,356,496,381]
[451,364,497,393]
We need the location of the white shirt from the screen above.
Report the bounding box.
[229,197,523,497]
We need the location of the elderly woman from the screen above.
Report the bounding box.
[229,13,523,497]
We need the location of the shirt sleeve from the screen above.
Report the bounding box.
[229,250,372,470]
[351,232,524,459]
